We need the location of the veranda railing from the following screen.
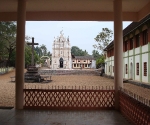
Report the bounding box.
[119,87,150,125]
[23,86,115,110]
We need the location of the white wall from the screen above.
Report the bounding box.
[129,56,134,79]
[91,60,96,69]
[142,44,148,53]
[135,47,140,55]
[142,53,148,82]
[124,51,128,57]
[129,50,133,56]
[124,57,128,79]
[135,55,140,81]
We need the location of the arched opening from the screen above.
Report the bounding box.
[59,57,63,68]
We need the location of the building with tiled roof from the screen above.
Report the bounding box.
[104,14,150,83]
[72,55,96,69]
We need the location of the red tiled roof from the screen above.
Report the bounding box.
[104,14,150,51]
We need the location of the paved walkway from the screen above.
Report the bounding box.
[0,109,130,125]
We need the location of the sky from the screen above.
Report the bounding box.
[26,21,132,55]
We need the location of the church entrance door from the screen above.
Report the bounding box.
[59,57,63,68]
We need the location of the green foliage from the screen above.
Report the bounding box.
[96,55,105,68]
[9,50,16,66]
[93,28,113,54]
[92,50,105,68]
[34,44,51,57]
[0,21,17,66]
[92,50,101,59]
[71,46,89,56]
[40,44,47,56]
[25,43,40,67]
[35,46,42,57]
[0,22,51,67]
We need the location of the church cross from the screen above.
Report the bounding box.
[27,37,39,66]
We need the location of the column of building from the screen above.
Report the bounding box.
[148,28,150,83]
[139,32,143,82]
[114,0,123,110]
[15,0,26,109]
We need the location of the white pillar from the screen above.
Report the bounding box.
[15,0,26,109]
[114,0,123,110]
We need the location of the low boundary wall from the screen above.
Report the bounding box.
[39,69,99,75]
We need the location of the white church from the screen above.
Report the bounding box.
[51,31,96,69]
[51,31,72,69]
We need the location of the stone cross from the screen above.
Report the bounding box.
[27,37,39,66]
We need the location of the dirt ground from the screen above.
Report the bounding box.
[0,69,150,107]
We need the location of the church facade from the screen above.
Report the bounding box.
[51,31,72,69]
[104,14,150,83]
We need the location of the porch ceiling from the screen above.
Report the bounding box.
[0,0,150,21]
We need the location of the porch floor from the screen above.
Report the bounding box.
[0,108,130,125]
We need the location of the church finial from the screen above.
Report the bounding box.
[60,27,64,36]
[67,36,69,41]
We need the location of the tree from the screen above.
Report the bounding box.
[0,21,17,66]
[92,50,101,59]
[25,42,40,68]
[40,44,47,56]
[71,46,89,56]
[96,55,105,68]
[83,50,89,56]
[35,44,51,57]
[93,28,113,54]
[47,51,51,57]
[35,46,42,57]
[92,50,105,68]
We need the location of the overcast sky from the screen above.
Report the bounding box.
[26,21,131,55]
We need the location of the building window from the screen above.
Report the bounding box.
[78,61,80,62]
[144,62,147,76]
[74,64,76,67]
[85,64,87,67]
[125,41,128,51]
[72,61,74,62]
[84,60,86,62]
[125,64,128,74]
[135,34,140,48]
[130,38,133,50]
[77,64,79,67]
[143,30,148,45]
[136,63,139,75]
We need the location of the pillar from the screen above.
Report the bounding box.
[15,0,26,109]
[114,0,123,110]
[148,28,150,83]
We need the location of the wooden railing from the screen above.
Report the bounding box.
[23,86,115,110]
[119,88,150,125]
